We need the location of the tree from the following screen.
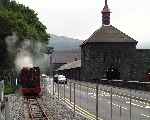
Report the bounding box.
[0,0,10,7]
[0,0,50,70]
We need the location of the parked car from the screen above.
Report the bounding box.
[54,75,67,84]
[41,74,48,78]
[54,74,59,83]
[57,75,67,84]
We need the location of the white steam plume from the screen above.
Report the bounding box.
[5,33,49,72]
[5,32,18,53]
[15,50,33,70]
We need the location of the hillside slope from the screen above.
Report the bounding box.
[49,34,82,51]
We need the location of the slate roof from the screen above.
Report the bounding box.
[81,25,138,46]
[52,49,81,63]
[56,60,81,71]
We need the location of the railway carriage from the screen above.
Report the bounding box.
[20,67,41,96]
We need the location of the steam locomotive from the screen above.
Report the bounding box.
[20,67,41,96]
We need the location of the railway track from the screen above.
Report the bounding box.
[25,96,49,120]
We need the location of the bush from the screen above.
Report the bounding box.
[4,83,16,95]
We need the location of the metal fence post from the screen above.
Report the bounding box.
[53,78,55,96]
[64,82,65,99]
[59,84,61,97]
[87,84,89,111]
[79,83,81,107]
[70,81,72,102]
[73,82,76,116]
[57,83,59,100]
[5,97,9,120]
[96,80,99,120]
[110,87,112,120]
[129,89,132,120]
[120,106,122,119]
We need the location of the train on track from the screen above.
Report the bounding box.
[20,67,41,96]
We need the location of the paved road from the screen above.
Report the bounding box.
[44,77,150,120]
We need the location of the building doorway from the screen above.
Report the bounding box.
[106,65,120,80]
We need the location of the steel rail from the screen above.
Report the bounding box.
[25,96,49,120]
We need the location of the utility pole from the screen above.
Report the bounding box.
[46,46,54,76]
[46,47,54,96]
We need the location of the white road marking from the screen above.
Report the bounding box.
[145,106,150,109]
[107,101,128,110]
[141,114,150,118]
[126,101,145,108]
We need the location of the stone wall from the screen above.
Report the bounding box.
[81,42,137,82]
[135,49,150,81]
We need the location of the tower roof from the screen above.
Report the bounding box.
[102,0,110,13]
[102,0,111,25]
[81,25,138,46]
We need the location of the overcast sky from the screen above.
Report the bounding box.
[16,0,150,48]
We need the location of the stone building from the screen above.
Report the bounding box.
[80,0,150,82]
[56,0,150,84]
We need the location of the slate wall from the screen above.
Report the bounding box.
[81,42,137,82]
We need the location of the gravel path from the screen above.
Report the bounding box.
[39,93,87,120]
[5,93,87,120]
[7,94,25,120]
